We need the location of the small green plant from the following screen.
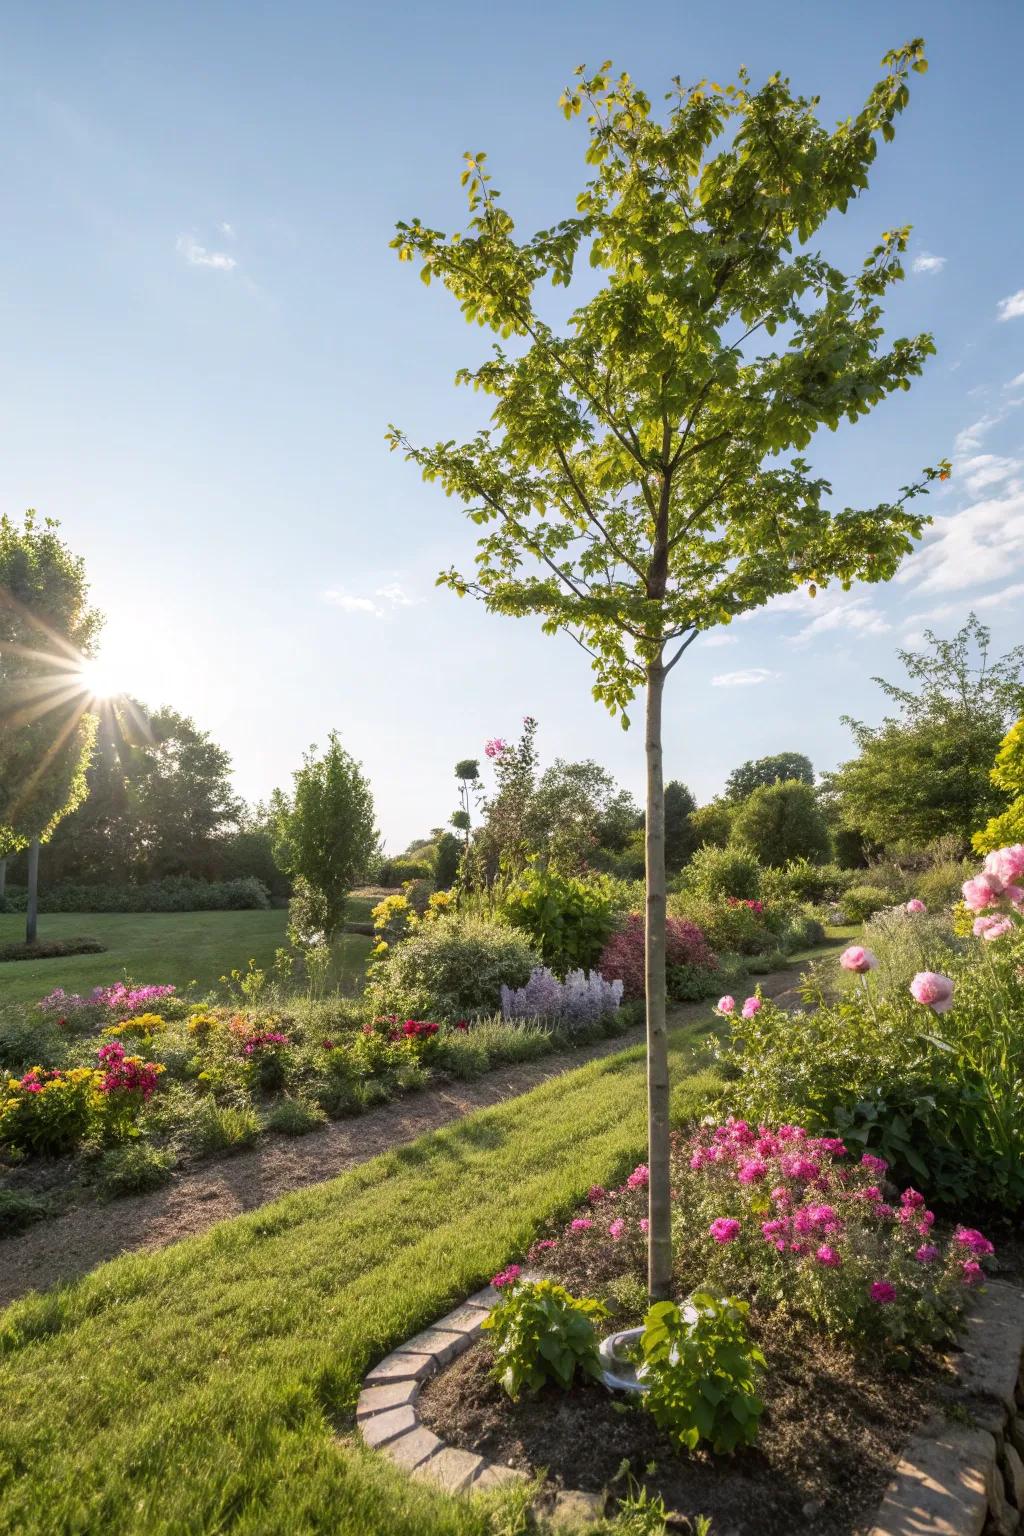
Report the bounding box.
[187,1101,260,1159]
[266,1097,327,1136]
[840,883,893,923]
[501,863,617,972]
[639,1293,765,1453]
[0,1188,49,1236]
[482,1278,608,1400]
[95,1142,174,1199]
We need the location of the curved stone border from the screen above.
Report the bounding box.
[868,1280,1024,1536]
[357,1280,606,1524]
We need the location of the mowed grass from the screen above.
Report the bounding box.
[0,906,373,1005]
[0,1010,720,1536]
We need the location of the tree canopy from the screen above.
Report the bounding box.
[726,752,814,800]
[972,719,1024,854]
[825,617,1024,851]
[273,734,377,938]
[731,778,831,866]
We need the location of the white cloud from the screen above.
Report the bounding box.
[958,453,1023,496]
[899,484,1024,594]
[901,580,1024,632]
[1007,371,1024,391]
[711,668,780,688]
[912,251,946,275]
[176,233,237,272]
[791,597,891,645]
[218,221,236,239]
[322,581,421,619]
[955,414,1002,455]
[700,631,739,648]
[997,289,1024,322]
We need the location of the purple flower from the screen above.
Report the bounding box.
[915,1245,940,1265]
[870,1281,897,1305]
[954,1226,995,1257]
[709,1217,741,1244]
[815,1245,841,1267]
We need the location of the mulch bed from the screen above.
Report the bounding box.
[418,1311,950,1536]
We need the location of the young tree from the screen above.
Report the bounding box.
[663,779,699,871]
[390,44,944,1296]
[973,720,1024,854]
[0,512,102,941]
[731,779,831,866]
[272,733,377,939]
[825,617,1024,851]
[726,752,814,800]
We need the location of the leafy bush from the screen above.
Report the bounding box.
[186,1101,260,1159]
[266,1097,327,1136]
[730,780,831,867]
[500,966,623,1032]
[760,858,853,904]
[840,884,893,923]
[668,891,771,956]
[95,1143,174,1199]
[377,857,433,885]
[482,1277,608,1399]
[639,1294,766,1453]
[0,877,269,913]
[0,1013,67,1074]
[677,844,761,901]
[501,864,617,972]
[913,859,974,913]
[0,1067,101,1156]
[0,937,106,963]
[366,916,539,1021]
[598,914,717,1002]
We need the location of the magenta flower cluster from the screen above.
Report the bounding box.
[38,983,176,1018]
[241,1030,291,1056]
[96,1040,162,1101]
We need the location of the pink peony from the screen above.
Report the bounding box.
[717,995,736,1014]
[840,945,878,974]
[976,915,1013,942]
[915,1244,940,1265]
[983,845,1024,888]
[962,873,1005,912]
[741,995,762,1019]
[909,971,954,1014]
[709,1217,741,1244]
[905,898,927,914]
[816,1244,842,1268]
[870,1281,897,1305]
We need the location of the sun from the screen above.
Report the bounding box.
[76,658,123,701]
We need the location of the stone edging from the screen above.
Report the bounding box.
[869,1280,1024,1536]
[359,1277,1024,1533]
[356,1279,605,1525]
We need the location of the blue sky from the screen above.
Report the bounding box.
[1,0,1022,851]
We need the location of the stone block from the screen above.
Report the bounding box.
[386,1424,444,1472]
[400,1328,466,1368]
[1005,1443,1024,1510]
[957,1283,1024,1412]
[550,1489,607,1529]
[439,1303,490,1337]
[363,1351,436,1386]
[471,1461,529,1492]
[414,1446,486,1494]
[356,1381,419,1420]
[359,1404,417,1449]
[867,1425,995,1536]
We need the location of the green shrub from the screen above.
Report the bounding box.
[781,912,827,951]
[730,780,831,868]
[0,937,106,963]
[0,877,269,913]
[434,1033,491,1080]
[677,843,761,901]
[482,1278,608,1399]
[759,858,853,904]
[840,884,893,923]
[266,1098,327,1136]
[668,891,768,956]
[913,859,974,913]
[640,1294,765,1453]
[186,1102,260,1159]
[468,1016,555,1065]
[367,916,539,1022]
[95,1143,174,1199]
[0,1014,68,1075]
[501,864,616,973]
[0,1189,49,1236]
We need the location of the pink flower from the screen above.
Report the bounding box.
[861,1153,888,1174]
[639,1218,649,1233]
[840,946,878,974]
[588,1185,607,1203]
[983,845,1024,888]
[717,995,736,1014]
[975,915,1013,942]
[900,1188,925,1210]
[483,737,508,759]
[528,1238,558,1258]
[737,1157,768,1184]
[741,996,762,1019]
[779,1154,819,1181]
[570,1218,593,1232]
[917,1210,935,1234]
[915,1245,940,1265]
[816,1245,842,1267]
[962,873,1005,912]
[962,1260,984,1287]
[954,1226,995,1257]
[492,1264,521,1290]
[870,1281,897,1305]
[709,1217,741,1244]
[626,1164,649,1190]
[812,1138,848,1158]
[909,971,955,1014]
[905,898,927,914]
[608,1218,626,1240]
[770,1185,790,1205]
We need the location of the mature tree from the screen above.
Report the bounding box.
[726,752,814,800]
[663,779,698,871]
[530,756,640,870]
[688,798,736,851]
[825,617,1024,852]
[731,778,831,865]
[221,800,291,899]
[972,720,1024,855]
[273,733,377,938]
[391,44,943,1296]
[0,512,102,940]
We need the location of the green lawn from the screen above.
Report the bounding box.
[0,1009,720,1536]
[0,907,373,1006]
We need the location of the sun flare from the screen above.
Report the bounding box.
[76,659,123,701]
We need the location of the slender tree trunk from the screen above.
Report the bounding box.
[26,837,40,945]
[0,857,6,901]
[645,658,671,1300]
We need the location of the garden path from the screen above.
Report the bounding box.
[0,968,807,1308]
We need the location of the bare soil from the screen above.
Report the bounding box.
[0,966,806,1308]
[418,1317,947,1536]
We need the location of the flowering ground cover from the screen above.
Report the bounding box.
[0,1011,721,1536]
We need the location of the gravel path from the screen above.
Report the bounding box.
[0,970,806,1307]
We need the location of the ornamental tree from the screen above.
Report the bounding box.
[391,42,945,1297]
[0,512,102,941]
